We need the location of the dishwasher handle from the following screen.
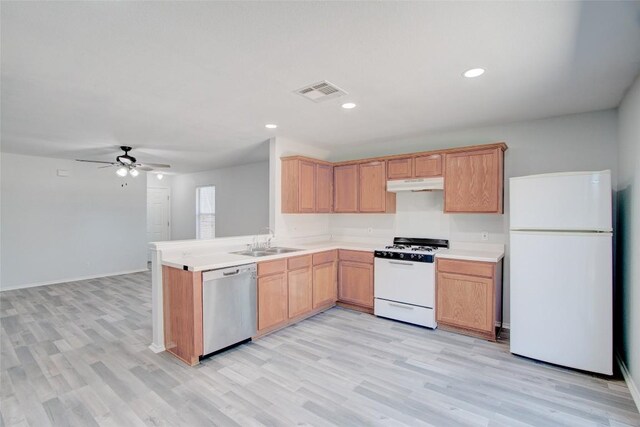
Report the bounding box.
[223,269,240,276]
[203,264,256,281]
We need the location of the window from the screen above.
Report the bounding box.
[196,185,215,239]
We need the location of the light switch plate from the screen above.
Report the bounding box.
[57,169,70,177]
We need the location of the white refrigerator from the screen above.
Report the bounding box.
[510,170,613,375]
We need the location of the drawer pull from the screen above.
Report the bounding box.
[389,302,414,310]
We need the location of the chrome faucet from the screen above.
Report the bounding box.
[264,227,275,248]
[248,227,275,252]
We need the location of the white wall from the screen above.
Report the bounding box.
[170,161,269,239]
[617,74,640,400]
[0,153,148,290]
[146,172,172,190]
[327,109,619,324]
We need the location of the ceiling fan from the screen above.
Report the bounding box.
[76,146,170,177]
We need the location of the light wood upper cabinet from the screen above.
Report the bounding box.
[435,258,502,341]
[359,161,386,212]
[282,142,505,215]
[281,158,333,213]
[298,160,316,212]
[334,164,359,213]
[387,157,413,180]
[444,148,503,214]
[316,164,333,213]
[288,266,312,319]
[414,154,442,177]
[359,161,396,213]
[258,272,288,331]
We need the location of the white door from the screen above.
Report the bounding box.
[510,230,612,374]
[147,188,171,258]
[510,170,612,231]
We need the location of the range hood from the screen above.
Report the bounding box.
[387,177,444,192]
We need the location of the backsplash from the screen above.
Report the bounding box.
[329,191,507,243]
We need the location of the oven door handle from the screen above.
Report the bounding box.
[388,261,414,266]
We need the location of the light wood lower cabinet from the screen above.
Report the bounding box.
[257,252,337,335]
[337,250,374,311]
[162,266,203,366]
[312,251,337,308]
[288,266,312,318]
[258,272,288,331]
[435,258,502,341]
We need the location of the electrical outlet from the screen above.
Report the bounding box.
[481,231,489,241]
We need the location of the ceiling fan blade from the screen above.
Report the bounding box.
[76,159,116,164]
[137,166,154,171]
[98,164,116,169]
[138,163,170,168]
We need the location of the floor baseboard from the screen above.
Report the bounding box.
[617,352,640,413]
[148,343,165,354]
[0,268,149,292]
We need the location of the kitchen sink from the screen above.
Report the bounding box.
[265,247,301,254]
[233,250,271,257]
[232,247,301,257]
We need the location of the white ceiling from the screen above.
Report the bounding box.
[2,1,639,172]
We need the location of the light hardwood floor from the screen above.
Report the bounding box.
[1,271,639,426]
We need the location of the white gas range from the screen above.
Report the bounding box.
[374,237,449,328]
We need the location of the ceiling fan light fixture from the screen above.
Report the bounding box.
[129,168,139,177]
[156,173,164,180]
[116,167,128,177]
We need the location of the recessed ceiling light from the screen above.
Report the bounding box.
[463,68,485,78]
[342,102,356,109]
[265,124,278,129]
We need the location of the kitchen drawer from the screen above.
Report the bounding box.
[258,259,286,276]
[437,258,494,278]
[313,250,337,265]
[338,250,373,264]
[374,299,435,328]
[288,255,312,270]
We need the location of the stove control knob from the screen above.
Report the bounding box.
[399,253,404,259]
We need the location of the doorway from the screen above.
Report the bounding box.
[147,187,171,260]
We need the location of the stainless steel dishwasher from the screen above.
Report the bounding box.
[202,263,257,356]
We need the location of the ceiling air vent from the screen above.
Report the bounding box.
[295,80,348,103]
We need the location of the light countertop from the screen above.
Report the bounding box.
[161,239,504,272]
[435,248,504,263]
[161,240,379,272]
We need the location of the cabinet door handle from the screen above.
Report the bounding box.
[389,303,414,310]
